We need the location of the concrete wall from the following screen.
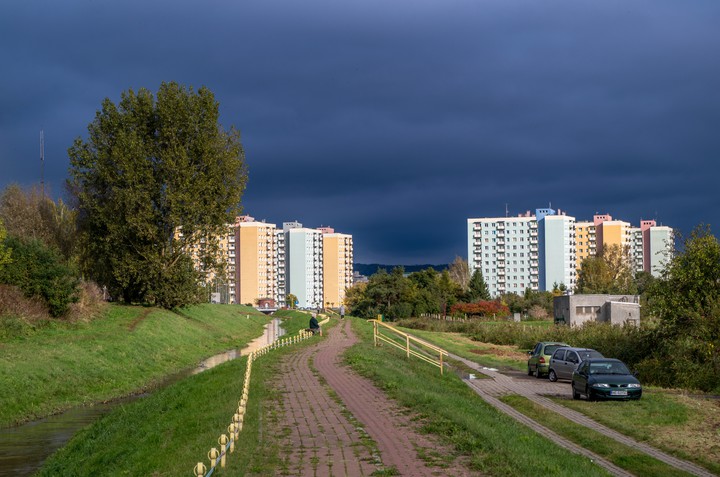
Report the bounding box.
[554,294,640,327]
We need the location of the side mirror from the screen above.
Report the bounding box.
[527,351,533,355]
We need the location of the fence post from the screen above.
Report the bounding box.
[208,448,219,469]
[218,435,228,467]
[406,335,410,358]
[439,352,444,375]
[373,320,377,347]
[194,462,207,477]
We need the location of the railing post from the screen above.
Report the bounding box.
[440,352,444,375]
[373,320,377,347]
[406,335,410,358]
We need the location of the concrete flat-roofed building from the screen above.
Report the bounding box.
[320,227,354,308]
[284,222,324,309]
[468,212,539,297]
[537,208,576,291]
[274,229,287,307]
[236,216,278,306]
[554,294,640,327]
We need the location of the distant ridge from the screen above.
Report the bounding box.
[354,263,447,276]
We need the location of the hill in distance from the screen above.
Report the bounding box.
[354,263,447,276]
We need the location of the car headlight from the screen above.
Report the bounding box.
[593,383,610,388]
[626,383,641,388]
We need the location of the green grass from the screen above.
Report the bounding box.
[396,326,528,371]
[0,304,273,426]
[501,395,694,477]
[36,312,314,476]
[344,318,611,476]
[556,392,720,475]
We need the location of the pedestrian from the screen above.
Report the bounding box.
[309,313,321,336]
[339,305,345,320]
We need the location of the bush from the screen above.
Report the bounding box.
[450,300,510,318]
[0,237,79,317]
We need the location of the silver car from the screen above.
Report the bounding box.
[548,347,604,382]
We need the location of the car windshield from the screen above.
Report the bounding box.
[589,362,631,375]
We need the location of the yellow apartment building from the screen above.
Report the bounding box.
[320,228,354,308]
[574,221,596,271]
[594,215,633,256]
[236,216,278,306]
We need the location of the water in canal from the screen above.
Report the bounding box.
[0,318,285,476]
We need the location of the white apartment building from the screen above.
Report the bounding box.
[468,213,540,297]
[284,222,324,309]
[537,209,576,291]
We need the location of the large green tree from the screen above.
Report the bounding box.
[648,226,720,335]
[68,82,247,308]
[576,244,637,294]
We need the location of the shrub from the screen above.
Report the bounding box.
[450,300,510,318]
[0,237,79,317]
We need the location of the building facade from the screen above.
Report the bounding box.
[537,209,576,291]
[284,222,324,309]
[469,208,674,297]
[468,212,540,297]
[320,228,354,308]
[235,216,278,306]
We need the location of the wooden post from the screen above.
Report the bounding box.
[406,335,410,358]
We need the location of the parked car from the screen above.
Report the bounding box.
[548,347,604,382]
[571,358,642,400]
[527,342,570,378]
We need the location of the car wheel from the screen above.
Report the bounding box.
[527,365,533,376]
[534,367,542,379]
[585,386,594,401]
[548,369,558,382]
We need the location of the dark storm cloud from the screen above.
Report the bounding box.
[2,0,720,263]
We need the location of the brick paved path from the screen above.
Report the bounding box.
[272,319,477,477]
[452,353,716,477]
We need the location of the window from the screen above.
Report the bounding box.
[567,352,579,364]
[552,349,566,361]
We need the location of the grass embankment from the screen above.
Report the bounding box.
[38,311,315,476]
[0,304,272,426]
[344,319,611,476]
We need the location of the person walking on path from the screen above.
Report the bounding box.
[339,304,345,319]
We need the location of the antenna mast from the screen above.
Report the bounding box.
[40,129,45,198]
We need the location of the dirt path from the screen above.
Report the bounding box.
[270,319,478,476]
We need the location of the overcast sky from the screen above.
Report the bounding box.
[2,0,719,264]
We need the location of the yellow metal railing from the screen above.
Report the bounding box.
[370,319,447,375]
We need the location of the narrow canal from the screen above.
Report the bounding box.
[0,318,285,477]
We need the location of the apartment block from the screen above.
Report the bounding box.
[537,209,576,291]
[468,212,540,297]
[284,222,324,309]
[574,221,596,271]
[320,227,354,308]
[468,208,674,296]
[642,220,674,277]
[235,216,278,306]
